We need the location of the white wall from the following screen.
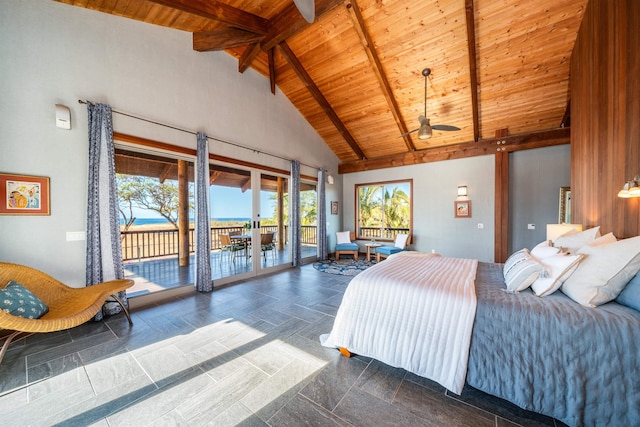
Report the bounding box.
[342,156,496,262]
[0,0,340,286]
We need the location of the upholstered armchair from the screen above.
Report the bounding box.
[376,233,411,262]
[335,231,359,261]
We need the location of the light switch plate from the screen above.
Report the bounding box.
[66,231,85,241]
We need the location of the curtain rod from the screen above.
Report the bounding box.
[78,99,323,171]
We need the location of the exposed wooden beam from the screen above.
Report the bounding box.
[268,48,276,95]
[261,0,344,51]
[278,41,367,160]
[240,177,251,193]
[239,43,262,73]
[494,151,509,263]
[561,99,571,128]
[113,132,318,182]
[178,160,190,267]
[158,164,173,183]
[465,0,480,142]
[209,170,222,185]
[345,0,415,153]
[338,128,570,173]
[193,28,264,52]
[147,0,268,34]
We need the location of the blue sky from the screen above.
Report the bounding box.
[129,186,275,219]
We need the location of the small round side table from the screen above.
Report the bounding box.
[365,242,382,262]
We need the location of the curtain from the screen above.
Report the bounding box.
[291,160,302,266]
[86,103,126,320]
[195,132,213,292]
[317,169,328,260]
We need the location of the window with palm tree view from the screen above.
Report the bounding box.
[357,180,412,240]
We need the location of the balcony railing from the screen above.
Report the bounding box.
[121,225,317,262]
[358,227,410,240]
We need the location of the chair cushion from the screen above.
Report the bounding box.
[336,231,352,244]
[0,280,49,319]
[377,246,403,256]
[394,234,409,249]
[336,243,358,251]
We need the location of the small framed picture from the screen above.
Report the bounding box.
[454,200,471,218]
[331,201,339,215]
[0,173,50,215]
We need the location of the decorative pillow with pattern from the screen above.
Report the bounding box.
[0,281,49,319]
[503,249,545,292]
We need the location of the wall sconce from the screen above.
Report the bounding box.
[618,175,640,198]
[457,186,468,197]
[327,174,334,185]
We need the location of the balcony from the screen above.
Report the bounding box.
[122,225,318,297]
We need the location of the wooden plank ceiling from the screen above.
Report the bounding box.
[56,0,587,172]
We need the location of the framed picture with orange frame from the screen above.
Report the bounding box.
[0,173,50,215]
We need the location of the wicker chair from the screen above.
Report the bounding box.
[0,262,134,364]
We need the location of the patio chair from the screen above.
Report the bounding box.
[335,231,359,261]
[260,232,276,262]
[220,234,246,263]
[0,262,133,364]
[376,234,412,262]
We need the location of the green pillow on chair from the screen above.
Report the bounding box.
[0,280,49,319]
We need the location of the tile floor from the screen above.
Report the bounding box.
[0,265,565,426]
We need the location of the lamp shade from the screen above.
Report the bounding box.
[546,223,583,241]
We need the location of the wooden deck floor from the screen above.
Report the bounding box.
[124,245,317,297]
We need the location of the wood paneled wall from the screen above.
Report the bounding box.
[570,0,640,238]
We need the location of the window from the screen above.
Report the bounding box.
[356,180,412,240]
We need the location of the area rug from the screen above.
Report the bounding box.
[313,258,376,276]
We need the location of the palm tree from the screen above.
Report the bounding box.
[383,187,410,230]
[358,185,383,227]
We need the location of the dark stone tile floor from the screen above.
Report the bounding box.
[0,265,566,426]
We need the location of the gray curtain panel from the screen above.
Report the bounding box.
[85,103,127,320]
[195,132,213,292]
[291,160,302,266]
[317,169,328,260]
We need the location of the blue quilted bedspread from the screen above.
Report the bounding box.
[466,262,640,427]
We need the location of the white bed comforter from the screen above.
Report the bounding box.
[320,252,478,394]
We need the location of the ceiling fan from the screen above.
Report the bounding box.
[400,68,460,140]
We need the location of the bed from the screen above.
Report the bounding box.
[320,251,640,427]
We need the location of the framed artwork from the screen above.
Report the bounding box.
[454,200,471,218]
[331,201,339,215]
[558,187,571,223]
[0,173,50,215]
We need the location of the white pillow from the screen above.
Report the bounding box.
[503,249,544,292]
[531,253,583,297]
[584,232,617,247]
[394,234,409,249]
[336,231,351,244]
[530,240,562,260]
[561,236,640,307]
[553,226,601,254]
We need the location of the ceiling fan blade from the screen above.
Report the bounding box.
[432,124,461,131]
[398,128,419,138]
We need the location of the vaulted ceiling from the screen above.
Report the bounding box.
[56,0,588,172]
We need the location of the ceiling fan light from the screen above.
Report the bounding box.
[418,124,432,140]
[293,0,315,23]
